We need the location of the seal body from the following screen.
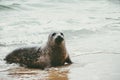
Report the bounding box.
[4,32,72,69]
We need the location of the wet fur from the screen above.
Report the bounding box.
[4,32,72,69]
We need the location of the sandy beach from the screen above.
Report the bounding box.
[0,0,120,80]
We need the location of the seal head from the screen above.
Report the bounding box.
[48,32,65,46]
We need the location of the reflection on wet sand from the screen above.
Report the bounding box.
[6,66,70,80]
[6,67,47,80]
[48,68,69,80]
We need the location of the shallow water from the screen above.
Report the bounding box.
[0,0,120,80]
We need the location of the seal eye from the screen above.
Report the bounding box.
[52,33,56,37]
[60,33,64,36]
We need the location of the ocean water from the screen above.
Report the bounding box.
[0,0,120,80]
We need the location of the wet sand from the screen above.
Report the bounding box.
[0,52,120,80]
[0,0,120,80]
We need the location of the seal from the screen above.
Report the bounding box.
[4,32,72,69]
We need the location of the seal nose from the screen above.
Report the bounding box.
[57,35,62,39]
[57,36,63,40]
[55,36,64,44]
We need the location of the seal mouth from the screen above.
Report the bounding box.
[55,36,64,45]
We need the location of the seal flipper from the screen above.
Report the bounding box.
[65,55,72,64]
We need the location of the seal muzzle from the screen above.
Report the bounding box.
[55,36,64,45]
